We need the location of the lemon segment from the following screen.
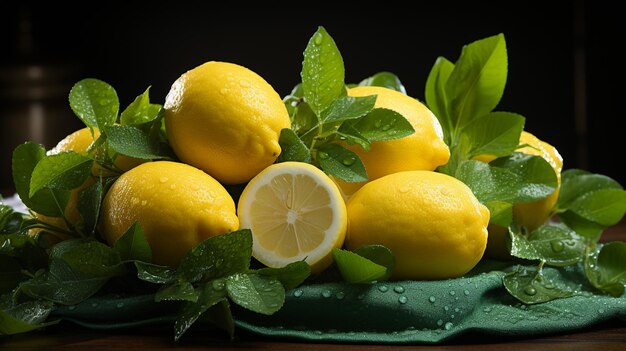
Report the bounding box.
[237,162,347,273]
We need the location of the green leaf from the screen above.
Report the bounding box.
[321,95,376,124]
[566,188,626,226]
[135,261,175,284]
[527,223,586,267]
[77,177,103,236]
[484,201,513,227]
[29,152,92,197]
[202,300,234,340]
[69,78,119,130]
[59,240,125,277]
[289,101,317,144]
[353,244,395,281]
[255,261,311,290]
[317,143,367,182]
[455,160,521,203]
[174,280,227,341]
[593,242,626,296]
[358,71,406,93]
[12,142,69,216]
[155,281,198,302]
[343,108,414,142]
[336,125,371,151]
[120,86,162,125]
[503,267,575,304]
[19,258,108,305]
[508,229,541,261]
[446,33,508,130]
[333,248,387,283]
[0,233,48,273]
[226,273,284,315]
[425,56,454,139]
[461,111,525,158]
[0,300,57,336]
[0,256,23,293]
[177,230,252,283]
[105,124,169,160]
[113,222,152,262]
[301,26,345,116]
[490,153,558,203]
[558,211,604,241]
[557,170,622,209]
[276,128,311,163]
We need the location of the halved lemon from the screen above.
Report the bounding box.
[237,162,347,273]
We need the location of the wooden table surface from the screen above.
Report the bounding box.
[2,219,626,350]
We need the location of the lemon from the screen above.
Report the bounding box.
[346,171,490,280]
[335,86,450,197]
[480,131,563,259]
[99,161,239,267]
[164,61,291,184]
[237,162,347,273]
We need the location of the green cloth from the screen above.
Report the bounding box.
[51,262,626,344]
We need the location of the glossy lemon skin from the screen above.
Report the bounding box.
[164,61,291,184]
[346,170,490,280]
[99,161,239,267]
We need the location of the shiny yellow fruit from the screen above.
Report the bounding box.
[164,61,291,184]
[346,171,490,280]
[336,86,450,197]
[99,161,239,267]
[237,162,347,273]
[481,131,563,259]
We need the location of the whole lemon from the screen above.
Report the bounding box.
[164,61,291,184]
[346,171,489,280]
[481,131,563,258]
[99,161,239,267]
[336,86,450,197]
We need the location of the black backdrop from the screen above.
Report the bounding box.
[1,1,624,192]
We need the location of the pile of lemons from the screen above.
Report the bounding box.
[43,61,562,280]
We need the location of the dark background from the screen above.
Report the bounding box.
[1,1,624,194]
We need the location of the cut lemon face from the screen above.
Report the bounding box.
[237,162,347,273]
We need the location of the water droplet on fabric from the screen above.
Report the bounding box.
[483,307,492,313]
[463,290,470,296]
[444,305,450,311]
[321,290,332,298]
[378,285,389,293]
[336,291,345,300]
[444,322,454,330]
[393,286,405,294]
[293,289,303,297]
[598,308,605,314]
[398,296,408,304]
[436,319,444,326]
[429,296,436,303]
[449,290,456,296]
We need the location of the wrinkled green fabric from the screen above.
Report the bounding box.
[51,262,626,344]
